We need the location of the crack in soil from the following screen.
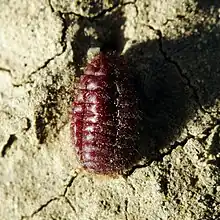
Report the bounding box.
[125,123,217,176]
[124,199,129,220]
[57,11,68,52]
[64,197,76,213]
[13,9,68,88]
[1,134,17,157]
[86,1,137,21]
[190,118,220,143]
[20,172,78,219]
[147,25,210,115]
[20,197,59,219]
[158,116,220,163]
[48,0,137,21]
[63,174,77,196]
[123,164,149,177]
[13,51,65,87]
[31,197,59,217]
[0,67,11,73]
[47,0,54,13]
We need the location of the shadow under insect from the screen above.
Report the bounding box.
[71,2,220,170]
[124,41,193,163]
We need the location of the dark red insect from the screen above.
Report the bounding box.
[71,52,141,175]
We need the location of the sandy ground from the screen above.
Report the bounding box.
[0,0,220,219]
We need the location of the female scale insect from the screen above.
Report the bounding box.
[71,52,141,175]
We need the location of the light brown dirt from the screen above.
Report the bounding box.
[0,0,219,219]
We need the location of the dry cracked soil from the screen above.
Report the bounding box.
[0,0,220,220]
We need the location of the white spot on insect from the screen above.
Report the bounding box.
[88,104,97,114]
[85,133,94,141]
[84,153,93,160]
[87,82,98,90]
[95,71,106,76]
[85,125,94,132]
[83,144,95,151]
[87,94,97,103]
[86,115,98,123]
[74,105,83,113]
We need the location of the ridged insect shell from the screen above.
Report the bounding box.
[71,52,140,175]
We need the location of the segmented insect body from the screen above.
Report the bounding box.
[71,52,140,174]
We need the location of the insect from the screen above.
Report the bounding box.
[71,52,141,175]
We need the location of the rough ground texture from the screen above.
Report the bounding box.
[0,0,219,219]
